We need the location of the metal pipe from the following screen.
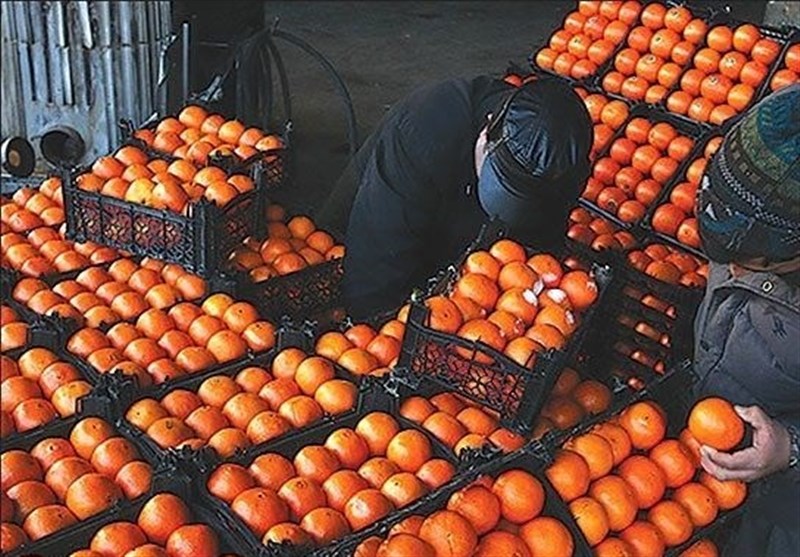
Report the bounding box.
[182,21,190,104]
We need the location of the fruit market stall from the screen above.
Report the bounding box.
[2,1,798,556]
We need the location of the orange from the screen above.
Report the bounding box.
[594,538,636,556]
[569,496,609,547]
[30,438,76,471]
[43,456,92,499]
[649,439,696,489]
[619,401,666,450]
[618,455,666,510]
[572,380,612,414]
[381,471,427,509]
[418,510,478,557]
[620,521,665,557]
[386,429,432,473]
[589,475,638,532]
[464,250,502,281]
[344,488,395,531]
[89,522,148,557]
[357,457,400,490]
[278,476,327,521]
[278,395,324,428]
[165,524,219,557]
[674,482,718,527]
[314,379,357,415]
[699,472,746,510]
[422,411,467,448]
[90,437,138,477]
[415,458,455,490]
[65,473,123,519]
[493,469,545,524]
[137,492,190,545]
[647,500,693,547]
[300,507,351,545]
[263,523,312,546]
[567,433,615,480]
[322,469,370,512]
[146,417,194,449]
[231,487,290,538]
[682,539,719,557]
[445,484,500,535]
[22,504,77,540]
[519,515,574,557]
[356,412,401,456]
[324,428,370,470]
[687,397,744,451]
[6,480,56,522]
[114,460,151,499]
[244,453,294,493]
[545,449,590,502]
[454,273,500,311]
[294,445,341,485]
[1,522,28,550]
[425,296,464,334]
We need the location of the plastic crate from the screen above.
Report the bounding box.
[62,155,274,278]
[528,4,638,88]
[229,256,345,323]
[321,443,593,557]
[755,29,800,97]
[0,342,100,447]
[659,13,798,129]
[112,325,368,466]
[579,103,707,228]
[185,378,471,557]
[588,1,718,107]
[395,222,614,436]
[3,476,247,557]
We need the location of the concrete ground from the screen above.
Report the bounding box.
[253,1,575,214]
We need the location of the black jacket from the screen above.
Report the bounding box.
[317,76,512,319]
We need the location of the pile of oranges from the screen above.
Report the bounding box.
[627,243,708,288]
[206,412,456,548]
[65,293,275,387]
[1,185,65,233]
[568,206,639,252]
[10,258,206,329]
[584,116,696,225]
[76,145,257,212]
[1,348,92,437]
[2,219,119,278]
[0,417,153,551]
[537,367,614,434]
[575,91,631,159]
[315,321,404,378]
[650,136,722,250]
[230,204,344,283]
[769,43,799,91]
[665,23,783,124]
[125,347,358,457]
[133,105,285,167]
[535,1,643,80]
[355,467,577,557]
[546,397,746,552]
[602,4,709,104]
[411,238,600,369]
[66,492,222,557]
[399,391,525,456]
[0,305,27,353]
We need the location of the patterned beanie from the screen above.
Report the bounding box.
[698,83,800,263]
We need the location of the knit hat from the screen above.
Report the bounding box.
[698,83,800,263]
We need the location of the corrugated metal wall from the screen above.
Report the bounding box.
[1,1,172,165]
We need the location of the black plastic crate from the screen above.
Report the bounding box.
[579,103,708,229]
[62,157,272,278]
[639,129,726,259]
[754,29,800,100]
[322,442,594,557]
[229,256,345,323]
[528,5,637,88]
[587,1,719,107]
[395,222,614,436]
[658,13,798,129]
[3,472,248,557]
[181,377,472,557]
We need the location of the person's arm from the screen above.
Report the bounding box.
[700,406,797,483]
